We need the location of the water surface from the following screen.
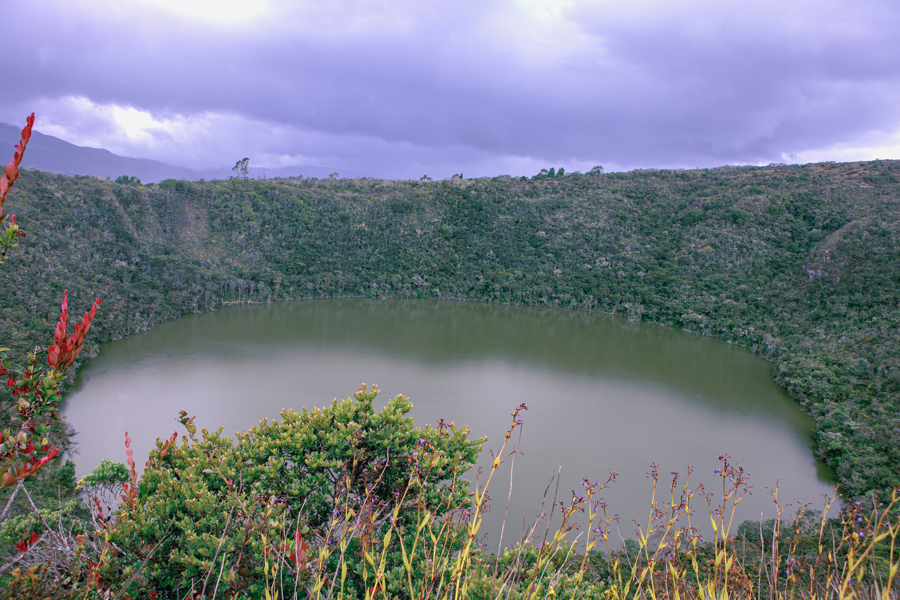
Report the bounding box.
[64,300,836,544]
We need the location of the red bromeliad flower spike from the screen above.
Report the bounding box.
[0,112,34,217]
[121,431,141,507]
[0,114,34,262]
[0,113,104,490]
[47,290,102,372]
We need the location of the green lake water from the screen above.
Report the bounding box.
[63,299,837,544]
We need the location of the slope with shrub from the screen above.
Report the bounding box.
[2,163,899,498]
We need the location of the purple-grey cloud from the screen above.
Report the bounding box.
[2,0,899,179]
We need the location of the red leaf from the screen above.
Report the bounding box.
[23,113,34,142]
[5,161,18,183]
[0,113,33,206]
[1,475,15,488]
[47,292,101,371]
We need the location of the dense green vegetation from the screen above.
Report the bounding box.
[105,387,482,597]
[1,161,899,502]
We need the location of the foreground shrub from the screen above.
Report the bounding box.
[107,385,483,597]
[3,385,899,599]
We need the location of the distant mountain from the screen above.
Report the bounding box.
[0,122,350,183]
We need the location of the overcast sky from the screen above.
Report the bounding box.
[2,0,899,179]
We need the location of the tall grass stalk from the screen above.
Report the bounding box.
[128,419,900,599]
[6,403,898,600]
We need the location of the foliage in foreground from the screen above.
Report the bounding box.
[107,385,482,596]
[2,159,899,499]
[1,392,899,600]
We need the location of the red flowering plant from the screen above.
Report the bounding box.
[0,114,102,490]
[0,113,33,263]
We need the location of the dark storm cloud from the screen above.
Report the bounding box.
[2,0,900,178]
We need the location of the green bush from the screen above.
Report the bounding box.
[108,386,483,596]
[80,458,129,487]
[391,198,413,214]
[682,208,705,226]
[729,209,750,225]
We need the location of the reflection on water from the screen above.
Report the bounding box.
[64,299,837,544]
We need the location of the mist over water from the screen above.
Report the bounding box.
[64,299,837,544]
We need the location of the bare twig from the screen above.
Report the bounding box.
[20,482,71,553]
[113,532,173,600]
[0,480,22,522]
[202,503,236,598]
[0,534,46,574]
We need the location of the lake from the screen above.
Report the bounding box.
[63,299,837,545]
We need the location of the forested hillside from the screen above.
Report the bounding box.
[2,162,899,498]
